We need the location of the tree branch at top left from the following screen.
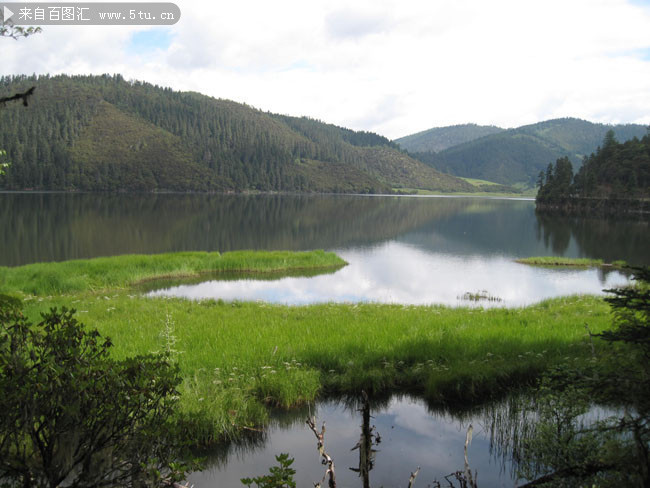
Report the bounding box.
[0,86,36,106]
[0,21,41,177]
[0,20,41,40]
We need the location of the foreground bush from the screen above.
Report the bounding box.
[517,267,650,487]
[0,295,190,488]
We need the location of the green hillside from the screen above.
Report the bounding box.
[0,74,473,193]
[405,118,648,186]
[272,114,472,192]
[426,131,567,185]
[517,118,648,158]
[395,123,504,153]
[69,101,221,191]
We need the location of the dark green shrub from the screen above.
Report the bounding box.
[0,296,189,487]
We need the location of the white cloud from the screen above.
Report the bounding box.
[2,0,649,138]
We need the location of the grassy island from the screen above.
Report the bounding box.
[0,250,347,296]
[1,251,616,446]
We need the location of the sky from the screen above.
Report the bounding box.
[2,0,650,139]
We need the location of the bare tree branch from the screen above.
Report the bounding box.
[307,416,336,488]
[0,87,36,107]
[408,467,420,488]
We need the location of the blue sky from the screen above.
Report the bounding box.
[127,29,173,55]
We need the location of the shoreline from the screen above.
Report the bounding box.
[0,188,533,198]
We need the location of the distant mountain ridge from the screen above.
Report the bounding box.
[0,74,474,194]
[395,123,505,153]
[399,118,648,186]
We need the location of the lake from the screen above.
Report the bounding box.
[3,192,647,306]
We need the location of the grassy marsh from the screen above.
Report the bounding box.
[4,250,616,446]
[0,250,346,296]
[19,291,612,445]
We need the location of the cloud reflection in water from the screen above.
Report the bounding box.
[149,241,629,306]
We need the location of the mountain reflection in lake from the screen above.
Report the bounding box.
[2,193,648,268]
[188,395,527,488]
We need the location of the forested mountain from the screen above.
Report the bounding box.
[395,123,504,153]
[0,74,474,193]
[517,118,647,157]
[403,118,648,186]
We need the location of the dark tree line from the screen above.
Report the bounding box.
[537,129,650,202]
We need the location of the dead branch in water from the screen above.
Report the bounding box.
[307,416,336,488]
[463,424,477,487]
[350,390,380,488]
[407,467,420,488]
[432,424,478,488]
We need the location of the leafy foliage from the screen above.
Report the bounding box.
[0,22,41,40]
[0,149,8,176]
[0,298,190,487]
[600,267,650,357]
[517,268,650,487]
[573,130,650,199]
[537,130,650,203]
[240,453,297,488]
[536,157,573,201]
[518,373,635,487]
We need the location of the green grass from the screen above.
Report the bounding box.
[0,250,347,296]
[393,187,536,198]
[425,179,539,198]
[459,177,502,186]
[19,292,613,445]
[394,176,539,198]
[516,256,628,268]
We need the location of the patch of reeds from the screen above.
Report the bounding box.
[458,290,503,302]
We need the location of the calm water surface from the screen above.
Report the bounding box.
[188,394,619,488]
[149,242,629,306]
[188,395,523,488]
[2,192,647,305]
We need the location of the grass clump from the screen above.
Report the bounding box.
[516,256,628,268]
[0,250,346,296]
[458,290,503,302]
